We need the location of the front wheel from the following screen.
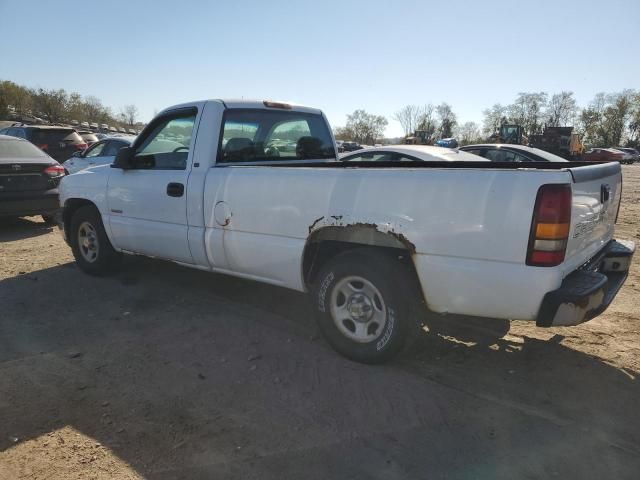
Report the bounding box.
[311,249,419,364]
[69,205,121,275]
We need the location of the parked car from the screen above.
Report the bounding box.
[0,125,87,161]
[59,99,634,364]
[100,124,109,132]
[459,144,569,162]
[341,141,362,152]
[77,130,99,147]
[90,122,99,131]
[435,138,459,148]
[613,147,639,163]
[63,136,134,174]
[340,145,486,162]
[0,134,65,223]
[128,129,137,135]
[583,148,630,163]
[80,121,90,129]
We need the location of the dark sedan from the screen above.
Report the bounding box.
[0,135,65,223]
[459,144,568,162]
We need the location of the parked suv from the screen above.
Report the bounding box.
[0,125,87,161]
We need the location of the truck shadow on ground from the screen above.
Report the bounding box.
[0,217,53,242]
[1,257,638,479]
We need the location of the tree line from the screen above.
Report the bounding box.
[0,80,140,128]
[337,90,640,147]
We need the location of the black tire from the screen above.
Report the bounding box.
[311,248,420,364]
[41,214,56,225]
[69,205,121,275]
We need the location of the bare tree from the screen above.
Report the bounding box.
[121,104,138,127]
[547,91,578,127]
[416,104,436,134]
[436,103,457,138]
[82,96,104,123]
[456,121,481,145]
[393,105,422,136]
[345,109,388,144]
[507,92,548,136]
[482,104,506,136]
[32,88,69,123]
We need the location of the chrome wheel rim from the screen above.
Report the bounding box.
[330,275,387,343]
[78,221,99,263]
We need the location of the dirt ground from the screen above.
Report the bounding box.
[1,167,639,480]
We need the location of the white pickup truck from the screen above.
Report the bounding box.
[59,99,635,363]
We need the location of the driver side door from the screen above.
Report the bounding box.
[107,108,198,263]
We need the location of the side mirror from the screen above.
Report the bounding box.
[111,146,134,169]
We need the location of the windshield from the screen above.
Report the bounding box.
[0,138,49,158]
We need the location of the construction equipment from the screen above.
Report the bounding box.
[488,124,527,145]
[529,126,584,160]
[404,130,432,145]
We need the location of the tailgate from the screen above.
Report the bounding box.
[565,162,622,270]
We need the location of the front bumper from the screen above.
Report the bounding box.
[0,190,60,218]
[536,239,635,327]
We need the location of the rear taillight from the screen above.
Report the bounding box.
[44,165,66,177]
[75,143,88,150]
[37,143,49,150]
[526,184,572,267]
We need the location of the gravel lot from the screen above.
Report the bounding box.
[1,166,639,479]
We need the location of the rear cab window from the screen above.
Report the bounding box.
[217,109,335,164]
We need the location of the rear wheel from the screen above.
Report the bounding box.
[311,249,419,364]
[69,205,121,275]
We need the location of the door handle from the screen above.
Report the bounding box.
[166,182,184,197]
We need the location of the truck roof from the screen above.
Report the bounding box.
[160,99,323,116]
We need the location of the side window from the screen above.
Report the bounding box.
[395,154,422,162]
[85,142,106,157]
[484,149,522,162]
[464,149,482,156]
[343,151,393,162]
[218,109,335,163]
[135,110,196,170]
[103,140,126,156]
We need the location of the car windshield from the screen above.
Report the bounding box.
[0,138,49,158]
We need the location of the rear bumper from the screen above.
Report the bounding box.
[536,239,635,327]
[0,189,60,218]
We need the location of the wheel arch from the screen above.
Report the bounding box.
[301,224,424,303]
[62,198,99,242]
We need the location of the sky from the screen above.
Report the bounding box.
[0,0,638,137]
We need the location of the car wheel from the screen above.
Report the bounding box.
[41,214,56,225]
[69,205,121,275]
[311,248,419,364]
